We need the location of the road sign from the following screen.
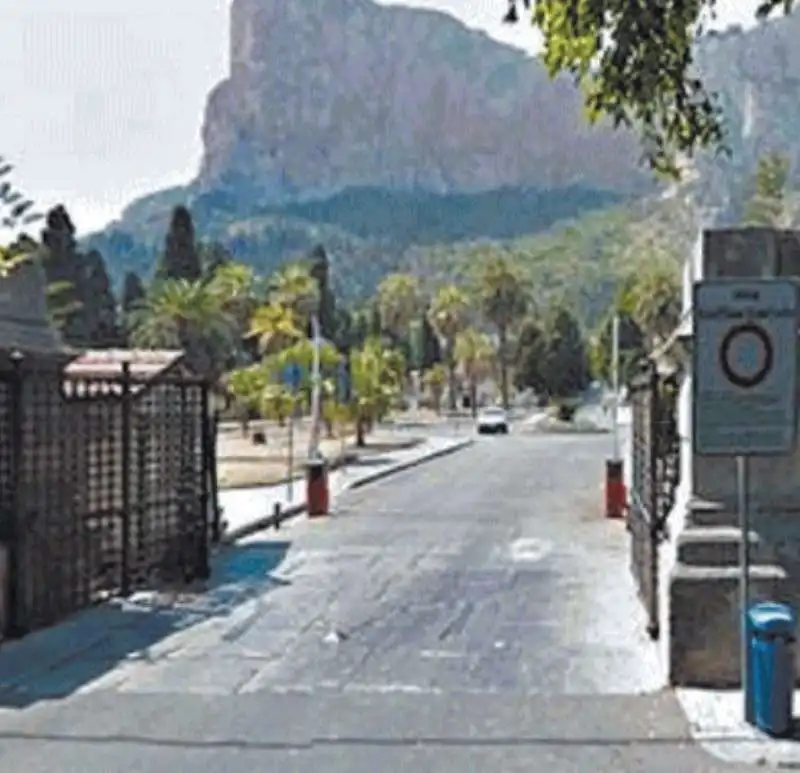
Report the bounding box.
[282,362,302,392]
[693,278,799,456]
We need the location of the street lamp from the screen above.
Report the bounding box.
[611,313,620,460]
[305,310,331,518]
[308,312,322,460]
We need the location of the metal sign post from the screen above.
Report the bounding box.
[736,453,751,721]
[309,314,322,460]
[283,363,302,502]
[287,411,294,501]
[611,313,620,459]
[693,278,799,724]
[336,357,350,470]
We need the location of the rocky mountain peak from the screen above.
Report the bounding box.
[197,0,649,200]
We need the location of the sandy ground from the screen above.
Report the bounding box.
[216,421,422,488]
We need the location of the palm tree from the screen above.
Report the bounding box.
[422,363,447,415]
[349,337,404,446]
[455,328,494,418]
[208,261,255,361]
[209,261,254,311]
[130,278,235,380]
[376,272,421,344]
[474,254,529,410]
[0,243,35,277]
[428,285,470,411]
[270,263,319,330]
[247,303,302,355]
[225,362,269,434]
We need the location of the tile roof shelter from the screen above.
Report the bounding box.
[62,349,189,398]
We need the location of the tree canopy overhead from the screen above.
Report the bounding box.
[504,0,794,175]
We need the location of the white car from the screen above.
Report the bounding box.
[476,406,509,434]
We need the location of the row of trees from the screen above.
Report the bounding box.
[3,148,788,432]
[0,203,207,350]
[375,262,594,413]
[105,203,608,429]
[2,193,682,428]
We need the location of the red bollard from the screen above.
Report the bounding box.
[605,459,626,519]
[306,458,329,517]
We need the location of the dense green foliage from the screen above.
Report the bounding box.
[40,206,121,347]
[268,186,625,244]
[504,0,794,175]
[514,306,591,400]
[82,184,627,303]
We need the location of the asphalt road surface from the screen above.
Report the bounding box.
[0,433,753,772]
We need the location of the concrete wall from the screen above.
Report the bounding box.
[666,228,800,686]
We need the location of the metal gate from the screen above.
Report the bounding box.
[0,358,216,638]
[628,359,681,640]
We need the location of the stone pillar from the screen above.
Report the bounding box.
[667,228,800,686]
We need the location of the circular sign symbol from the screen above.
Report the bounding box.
[719,323,773,388]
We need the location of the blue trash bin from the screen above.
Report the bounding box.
[748,601,796,737]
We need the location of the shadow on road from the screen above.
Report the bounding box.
[0,539,292,708]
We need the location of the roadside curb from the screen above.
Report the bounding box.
[219,437,474,543]
[344,437,473,490]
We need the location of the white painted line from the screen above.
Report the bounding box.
[419,650,465,659]
[509,538,552,563]
[344,682,443,695]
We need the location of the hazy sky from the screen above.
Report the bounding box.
[0,0,759,237]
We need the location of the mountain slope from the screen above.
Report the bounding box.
[84,184,625,299]
[84,2,800,301]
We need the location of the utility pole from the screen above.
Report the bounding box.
[308,313,322,459]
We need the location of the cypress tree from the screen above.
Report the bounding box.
[333,306,353,352]
[40,205,83,343]
[351,310,369,349]
[121,270,146,342]
[158,205,202,281]
[79,249,120,346]
[41,204,78,286]
[40,206,120,347]
[541,305,591,397]
[122,271,146,315]
[309,245,336,341]
[368,302,382,338]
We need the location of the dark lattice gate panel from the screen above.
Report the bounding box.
[0,350,212,639]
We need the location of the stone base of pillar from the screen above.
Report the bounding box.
[668,561,788,687]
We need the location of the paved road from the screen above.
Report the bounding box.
[383,407,539,437]
[0,433,754,772]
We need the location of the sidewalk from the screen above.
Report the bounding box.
[678,686,800,767]
[219,434,474,541]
